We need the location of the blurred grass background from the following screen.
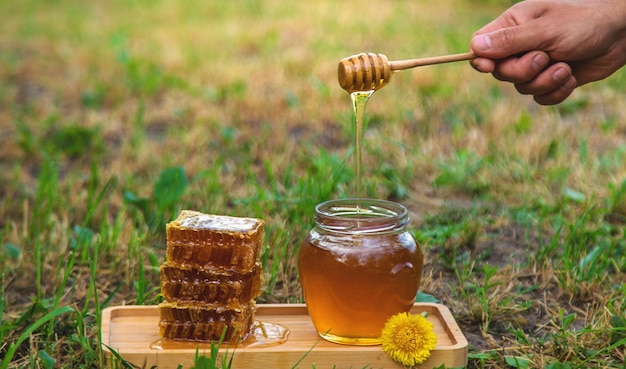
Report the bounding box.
[1,0,625,368]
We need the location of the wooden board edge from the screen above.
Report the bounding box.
[100,306,112,352]
[103,346,468,369]
[425,303,469,349]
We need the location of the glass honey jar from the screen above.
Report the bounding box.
[298,198,423,345]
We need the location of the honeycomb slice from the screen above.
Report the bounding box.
[160,261,262,305]
[166,210,264,273]
[158,301,256,342]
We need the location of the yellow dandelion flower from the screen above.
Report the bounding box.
[381,312,438,367]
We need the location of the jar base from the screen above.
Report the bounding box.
[318,332,382,346]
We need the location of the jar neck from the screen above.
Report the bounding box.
[314,198,409,235]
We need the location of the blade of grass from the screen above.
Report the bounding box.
[0,274,5,344]
[0,305,75,369]
[101,344,137,369]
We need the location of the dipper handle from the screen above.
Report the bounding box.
[389,52,476,70]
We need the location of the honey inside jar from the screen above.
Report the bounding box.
[298,198,423,345]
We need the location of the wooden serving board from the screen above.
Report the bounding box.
[101,303,468,369]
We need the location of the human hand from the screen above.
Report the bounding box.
[470,0,626,105]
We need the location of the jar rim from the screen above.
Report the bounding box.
[314,198,409,234]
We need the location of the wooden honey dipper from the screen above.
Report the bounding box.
[338,51,476,93]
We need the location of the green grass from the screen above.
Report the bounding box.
[1,0,626,368]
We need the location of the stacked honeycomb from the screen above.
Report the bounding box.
[158,210,264,342]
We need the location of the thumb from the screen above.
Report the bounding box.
[471,24,546,59]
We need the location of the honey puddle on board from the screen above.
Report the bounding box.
[150,321,290,350]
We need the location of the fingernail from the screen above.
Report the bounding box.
[531,54,548,71]
[553,68,569,82]
[474,34,492,51]
[471,61,487,73]
[562,76,577,91]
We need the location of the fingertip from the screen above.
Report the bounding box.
[471,58,495,73]
[561,75,577,92]
[530,52,549,72]
[471,34,492,52]
[534,76,577,105]
[553,67,571,82]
